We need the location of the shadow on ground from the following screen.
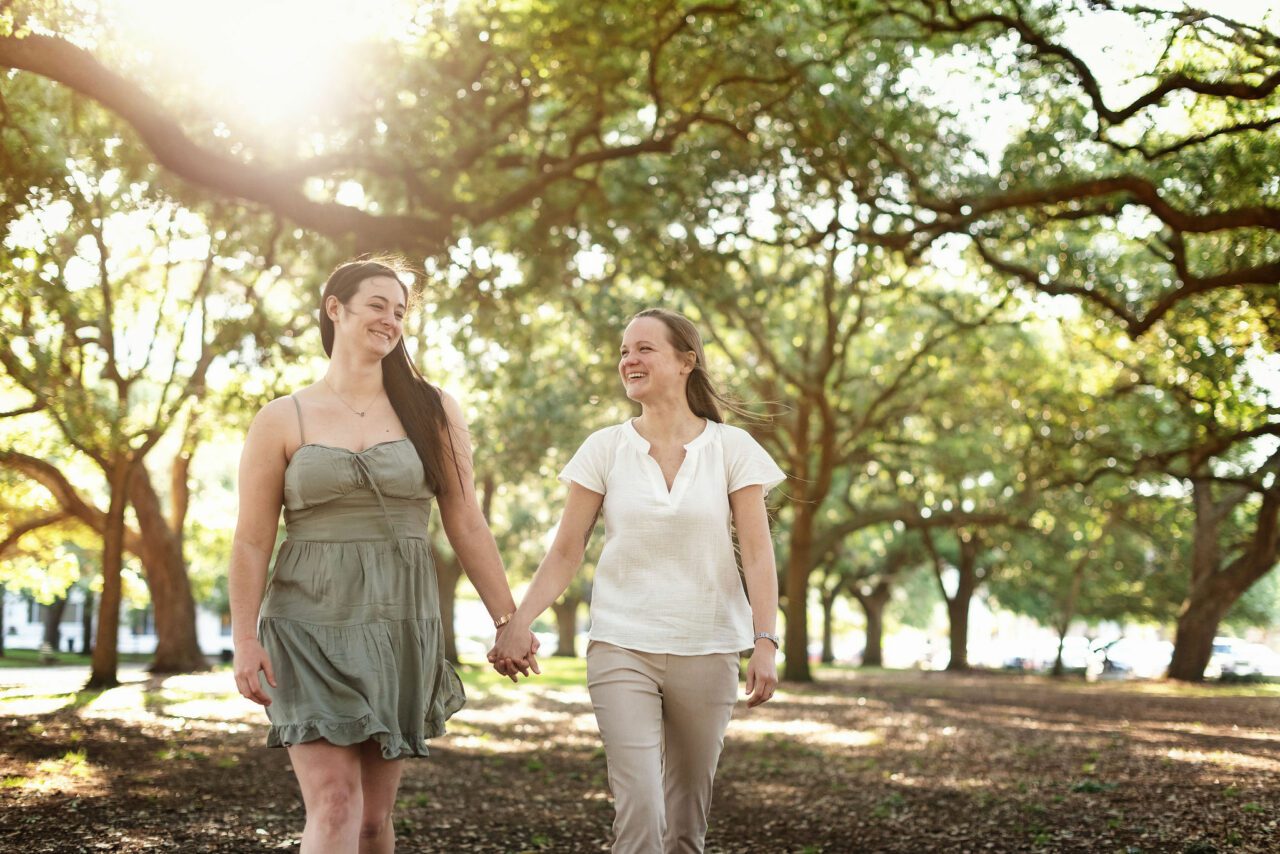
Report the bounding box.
[1,666,1277,853]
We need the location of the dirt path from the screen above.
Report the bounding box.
[1,664,1276,853]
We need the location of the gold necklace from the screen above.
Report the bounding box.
[324,377,380,418]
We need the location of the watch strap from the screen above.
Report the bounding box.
[754,631,780,649]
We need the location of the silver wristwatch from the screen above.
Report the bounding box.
[753,631,780,649]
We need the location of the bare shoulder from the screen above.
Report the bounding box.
[436,385,460,409]
[436,386,467,425]
[246,394,305,453]
[254,395,299,430]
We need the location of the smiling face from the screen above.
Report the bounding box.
[619,316,695,403]
[326,275,406,359]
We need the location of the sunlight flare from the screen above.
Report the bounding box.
[107,0,414,130]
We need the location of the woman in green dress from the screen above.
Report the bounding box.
[229,259,537,853]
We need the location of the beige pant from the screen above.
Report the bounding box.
[586,640,740,854]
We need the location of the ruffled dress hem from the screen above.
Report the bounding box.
[267,713,453,760]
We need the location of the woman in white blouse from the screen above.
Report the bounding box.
[489,307,785,854]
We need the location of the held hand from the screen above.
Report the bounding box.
[485,623,525,682]
[233,638,277,706]
[744,644,778,708]
[488,650,524,683]
[487,626,541,682]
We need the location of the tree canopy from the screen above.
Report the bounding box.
[1,0,1277,683]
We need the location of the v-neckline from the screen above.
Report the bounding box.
[624,419,712,504]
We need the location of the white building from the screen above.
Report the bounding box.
[1,587,233,661]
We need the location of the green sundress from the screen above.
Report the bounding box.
[257,398,465,759]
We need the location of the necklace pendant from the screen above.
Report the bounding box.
[358,412,365,418]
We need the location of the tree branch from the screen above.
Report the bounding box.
[0,32,454,253]
[0,511,72,557]
[0,449,144,554]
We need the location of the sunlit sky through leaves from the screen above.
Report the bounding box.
[98,0,1278,149]
[106,0,425,132]
[12,0,1279,397]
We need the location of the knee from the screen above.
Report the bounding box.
[308,779,361,832]
[612,781,665,839]
[359,808,393,842]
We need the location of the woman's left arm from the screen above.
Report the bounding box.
[730,483,779,708]
[435,390,538,676]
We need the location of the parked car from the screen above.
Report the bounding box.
[1236,643,1280,678]
[1207,637,1280,680]
[1205,637,1238,679]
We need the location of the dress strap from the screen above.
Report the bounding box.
[290,395,307,445]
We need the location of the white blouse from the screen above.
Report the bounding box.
[558,419,786,655]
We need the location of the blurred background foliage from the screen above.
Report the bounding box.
[1,0,1277,684]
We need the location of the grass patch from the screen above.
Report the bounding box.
[0,691,87,716]
[826,665,1280,699]
[35,750,92,779]
[1051,677,1280,700]
[0,648,153,668]
[154,744,208,762]
[455,656,587,695]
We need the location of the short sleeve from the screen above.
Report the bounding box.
[723,425,786,496]
[557,428,612,495]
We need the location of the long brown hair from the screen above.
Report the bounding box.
[319,258,457,495]
[631,307,752,423]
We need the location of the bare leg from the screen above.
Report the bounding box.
[358,739,405,854]
[288,740,363,853]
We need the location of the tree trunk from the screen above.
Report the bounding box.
[435,548,463,665]
[782,501,815,682]
[1051,622,1069,678]
[42,595,68,658]
[819,586,838,665]
[855,581,891,668]
[1167,478,1223,681]
[0,451,205,670]
[0,583,6,656]
[1051,556,1087,678]
[88,467,130,689]
[551,596,580,658]
[945,535,981,672]
[1168,482,1280,681]
[80,586,94,655]
[129,467,207,673]
[945,594,971,671]
[1168,592,1232,682]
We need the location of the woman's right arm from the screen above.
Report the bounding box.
[488,482,603,663]
[229,401,289,706]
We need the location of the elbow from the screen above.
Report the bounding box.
[231,538,270,566]
[740,555,778,583]
[441,505,488,540]
[549,540,586,573]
